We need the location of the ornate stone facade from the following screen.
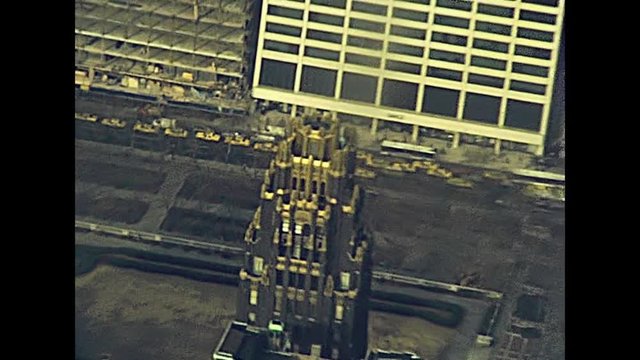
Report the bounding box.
[236,114,371,360]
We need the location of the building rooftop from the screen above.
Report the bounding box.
[214,322,264,360]
[214,322,426,360]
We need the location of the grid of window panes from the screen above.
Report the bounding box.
[257,0,562,131]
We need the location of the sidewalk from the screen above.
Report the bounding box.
[346,123,540,173]
[77,88,555,174]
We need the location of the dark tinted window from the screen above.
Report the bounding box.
[268,5,303,19]
[349,18,385,33]
[307,29,343,44]
[431,32,467,46]
[475,21,512,35]
[422,86,459,117]
[511,62,549,77]
[519,10,556,25]
[427,67,462,81]
[264,40,299,54]
[505,99,543,131]
[517,28,554,42]
[468,74,504,88]
[464,93,501,124]
[388,42,424,57]
[341,72,377,103]
[471,56,506,70]
[301,66,337,97]
[522,0,558,7]
[393,8,429,22]
[474,39,509,53]
[434,15,469,28]
[477,4,514,18]
[437,0,471,11]
[259,59,296,90]
[429,49,465,63]
[311,0,346,9]
[347,35,383,50]
[515,45,552,59]
[381,79,418,110]
[305,47,340,61]
[390,25,426,40]
[510,80,546,95]
[386,60,421,75]
[266,23,302,37]
[308,12,344,26]
[345,53,381,68]
[351,1,387,15]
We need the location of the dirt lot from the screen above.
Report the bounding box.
[76,264,454,360]
[75,193,149,224]
[75,138,564,292]
[161,207,250,242]
[75,140,262,240]
[369,312,455,360]
[177,173,261,210]
[74,135,564,359]
[76,159,165,193]
[362,172,564,292]
[76,265,235,360]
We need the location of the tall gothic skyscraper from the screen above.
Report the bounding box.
[236,114,371,360]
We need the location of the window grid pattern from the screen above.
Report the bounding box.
[254,0,564,146]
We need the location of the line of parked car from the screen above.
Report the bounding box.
[76,112,280,153]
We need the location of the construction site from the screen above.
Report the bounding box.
[75,0,259,113]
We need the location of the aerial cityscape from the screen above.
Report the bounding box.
[75,0,565,359]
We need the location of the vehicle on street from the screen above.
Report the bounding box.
[380,140,437,160]
[76,113,98,122]
[195,128,222,142]
[224,132,251,147]
[101,118,127,128]
[134,121,159,134]
[165,127,188,138]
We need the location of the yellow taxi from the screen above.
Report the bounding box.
[101,118,127,128]
[76,113,98,122]
[134,121,159,134]
[195,129,221,142]
[224,133,251,147]
[253,142,278,153]
[165,127,188,138]
[354,167,376,179]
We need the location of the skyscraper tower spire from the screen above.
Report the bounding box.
[236,113,371,359]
